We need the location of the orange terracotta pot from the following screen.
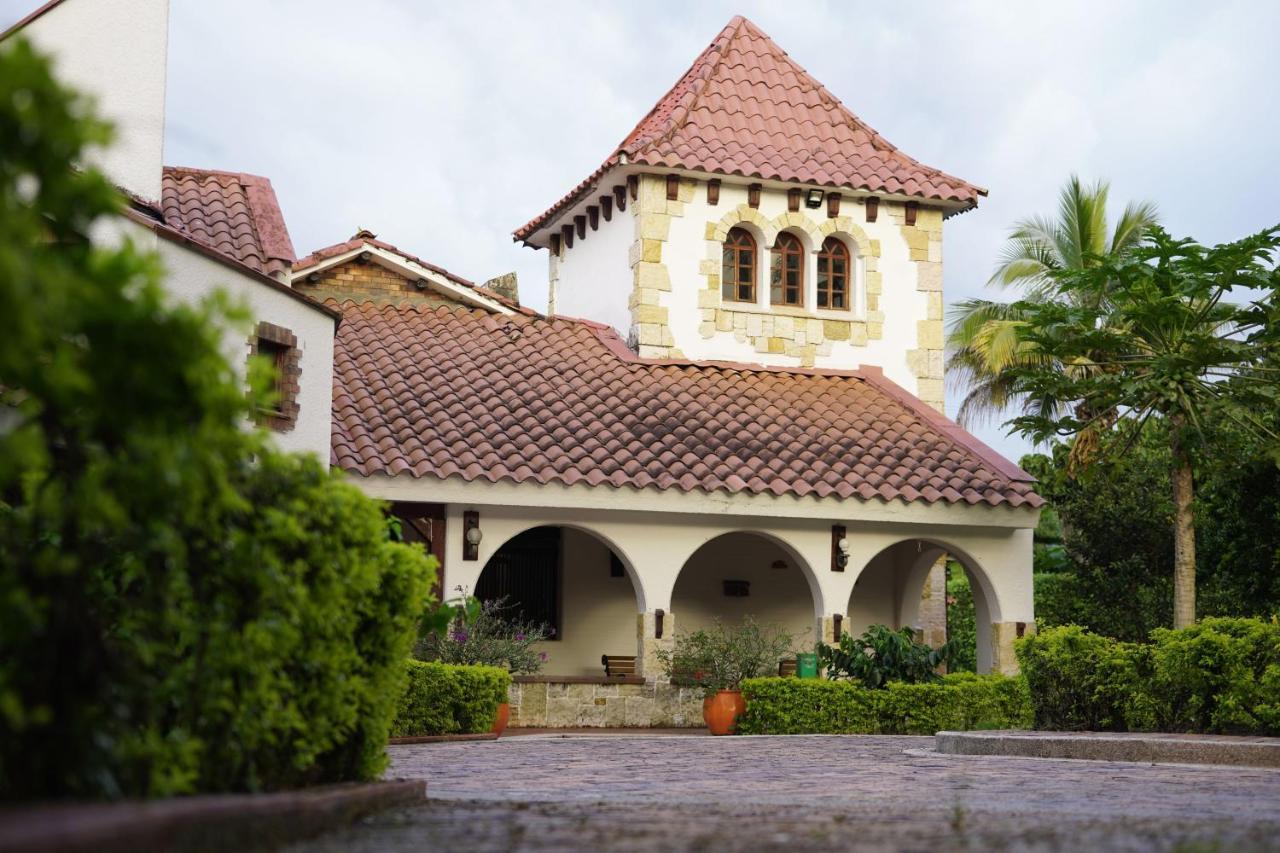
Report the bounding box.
[702,689,745,736]
[491,702,511,737]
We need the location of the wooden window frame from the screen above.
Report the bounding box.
[721,227,757,304]
[816,237,852,311]
[247,321,301,432]
[770,232,805,307]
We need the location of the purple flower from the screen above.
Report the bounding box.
[452,629,469,643]
[515,632,526,642]
[538,652,548,661]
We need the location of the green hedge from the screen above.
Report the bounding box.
[737,673,1032,735]
[1017,619,1280,735]
[392,662,511,737]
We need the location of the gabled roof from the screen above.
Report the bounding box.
[515,15,985,243]
[161,167,297,277]
[293,231,535,316]
[331,301,1041,508]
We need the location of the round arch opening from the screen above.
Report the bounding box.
[846,538,1002,674]
[672,531,819,655]
[476,525,640,677]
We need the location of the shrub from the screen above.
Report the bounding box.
[415,595,549,673]
[1145,617,1280,735]
[818,625,958,687]
[657,617,796,696]
[1014,625,1149,731]
[737,674,1031,735]
[1016,621,1280,735]
[946,564,977,672]
[391,662,512,737]
[0,39,436,799]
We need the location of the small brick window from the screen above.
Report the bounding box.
[247,321,301,432]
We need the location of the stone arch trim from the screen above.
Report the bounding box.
[767,211,824,252]
[481,522,648,613]
[708,204,778,247]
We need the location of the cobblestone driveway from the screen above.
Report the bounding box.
[290,735,1280,852]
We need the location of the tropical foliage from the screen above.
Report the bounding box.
[1002,225,1280,626]
[818,625,958,687]
[946,175,1158,428]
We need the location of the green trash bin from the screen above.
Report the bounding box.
[796,652,819,679]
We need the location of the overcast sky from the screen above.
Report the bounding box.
[5,0,1279,461]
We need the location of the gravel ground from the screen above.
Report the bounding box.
[285,735,1280,852]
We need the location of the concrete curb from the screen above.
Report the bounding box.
[0,779,425,853]
[936,730,1280,768]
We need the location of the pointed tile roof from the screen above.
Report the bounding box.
[515,16,984,242]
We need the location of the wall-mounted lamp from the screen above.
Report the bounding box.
[771,559,788,570]
[831,525,848,571]
[306,272,321,284]
[357,250,372,264]
[462,510,482,561]
[833,613,843,641]
[655,608,665,639]
[414,278,429,291]
[805,188,824,209]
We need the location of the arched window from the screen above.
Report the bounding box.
[817,237,851,310]
[770,232,804,306]
[722,227,756,303]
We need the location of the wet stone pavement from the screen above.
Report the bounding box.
[287,734,1280,852]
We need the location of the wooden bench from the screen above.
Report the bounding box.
[601,654,638,678]
[778,658,798,678]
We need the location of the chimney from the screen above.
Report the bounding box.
[482,272,520,306]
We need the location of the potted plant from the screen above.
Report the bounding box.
[416,589,551,736]
[657,617,795,735]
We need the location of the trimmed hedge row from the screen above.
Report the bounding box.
[1017,619,1280,735]
[391,661,511,737]
[737,673,1032,735]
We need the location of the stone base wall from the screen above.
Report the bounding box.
[509,681,705,728]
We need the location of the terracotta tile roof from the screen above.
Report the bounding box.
[295,231,537,315]
[161,167,296,277]
[515,16,984,242]
[331,301,1041,508]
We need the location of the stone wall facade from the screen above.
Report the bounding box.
[508,680,705,728]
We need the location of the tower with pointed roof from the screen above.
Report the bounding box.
[514,16,984,413]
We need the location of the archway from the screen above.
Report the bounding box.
[847,539,1002,673]
[477,525,640,677]
[671,532,819,665]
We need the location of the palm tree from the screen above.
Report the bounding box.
[1003,226,1280,628]
[947,176,1159,428]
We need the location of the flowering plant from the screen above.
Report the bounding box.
[415,590,550,674]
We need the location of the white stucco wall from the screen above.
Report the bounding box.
[17,0,170,202]
[114,217,336,459]
[662,180,926,390]
[550,207,634,335]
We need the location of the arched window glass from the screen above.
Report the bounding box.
[770,232,804,306]
[817,237,851,310]
[722,227,756,302]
